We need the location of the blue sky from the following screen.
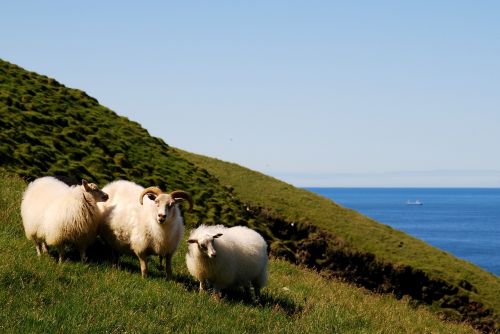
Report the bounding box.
[2,1,500,187]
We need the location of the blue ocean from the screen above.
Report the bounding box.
[306,188,500,276]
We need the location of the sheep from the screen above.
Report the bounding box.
[186,224,268,299]
[97,180,193,278]
[21,176,109,263]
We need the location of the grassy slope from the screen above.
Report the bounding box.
[176,153,500,318]
[0,170,475,333]
[0,58,253,230]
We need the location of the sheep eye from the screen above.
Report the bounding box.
[200,244,207,249]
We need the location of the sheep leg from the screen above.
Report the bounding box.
[199,280,208,293]
[41,242,48,254]
[34,238,48,256]
[35,241,43,257]
[163,253,173,279]
[57,246,65,264]
[79,248,88,263]
[108,249,119,267]
[138,254,148,278]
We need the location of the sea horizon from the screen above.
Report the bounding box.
[306,187,500,276]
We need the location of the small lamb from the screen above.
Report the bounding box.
[21,176,108,262]
[186,224,268,298]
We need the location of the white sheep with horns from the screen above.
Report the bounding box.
[186,224,268,298]
[21,176,109,263]
[98,180,193,278]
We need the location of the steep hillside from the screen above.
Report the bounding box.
[0,59,253,230]
[0,58,498,332]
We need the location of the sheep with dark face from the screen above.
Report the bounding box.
[186,224,268,299]
[21,177,108,262]
[98,180,192,278]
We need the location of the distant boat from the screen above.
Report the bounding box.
[406,200,423,206]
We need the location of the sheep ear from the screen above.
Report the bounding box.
[213,233,223,239]
[187,239,198,244]
[82,179,90,191]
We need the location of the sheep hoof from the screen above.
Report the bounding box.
[212,289,223,301]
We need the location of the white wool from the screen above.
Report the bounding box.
[98,180,185,278]
[21,176,104,260]
[186,224,268,296]
[21,177,68,241]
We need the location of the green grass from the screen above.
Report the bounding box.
[0,170,475,333]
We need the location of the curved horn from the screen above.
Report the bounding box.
[170,190,193,211]
[139,186,163,205]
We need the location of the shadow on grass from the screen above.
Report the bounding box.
[46,238,116,265]
[174,272,201,292]
[45,239,139,275]
[226,288,303,317]
[174,273,303,317]
[47,241,303,317]
[55,240,183,280]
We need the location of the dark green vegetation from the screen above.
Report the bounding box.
[0,58,497,332]
[0,59,250,230]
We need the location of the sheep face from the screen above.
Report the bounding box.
[188,233,223,258]
[140,187,193,225]
[82,179,108,202]
[149,193,178,224]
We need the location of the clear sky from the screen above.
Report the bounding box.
[2,1,500,187]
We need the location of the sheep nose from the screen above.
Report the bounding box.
[103,194,109,201]
[158,213,166,221]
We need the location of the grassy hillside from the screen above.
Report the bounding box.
[0,170,476,333]
[0,59,254,230]
[179,152,500,331]
[0,58,498,332]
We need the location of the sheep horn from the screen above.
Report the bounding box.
[139,186,163,205]
[170,190,193,212]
